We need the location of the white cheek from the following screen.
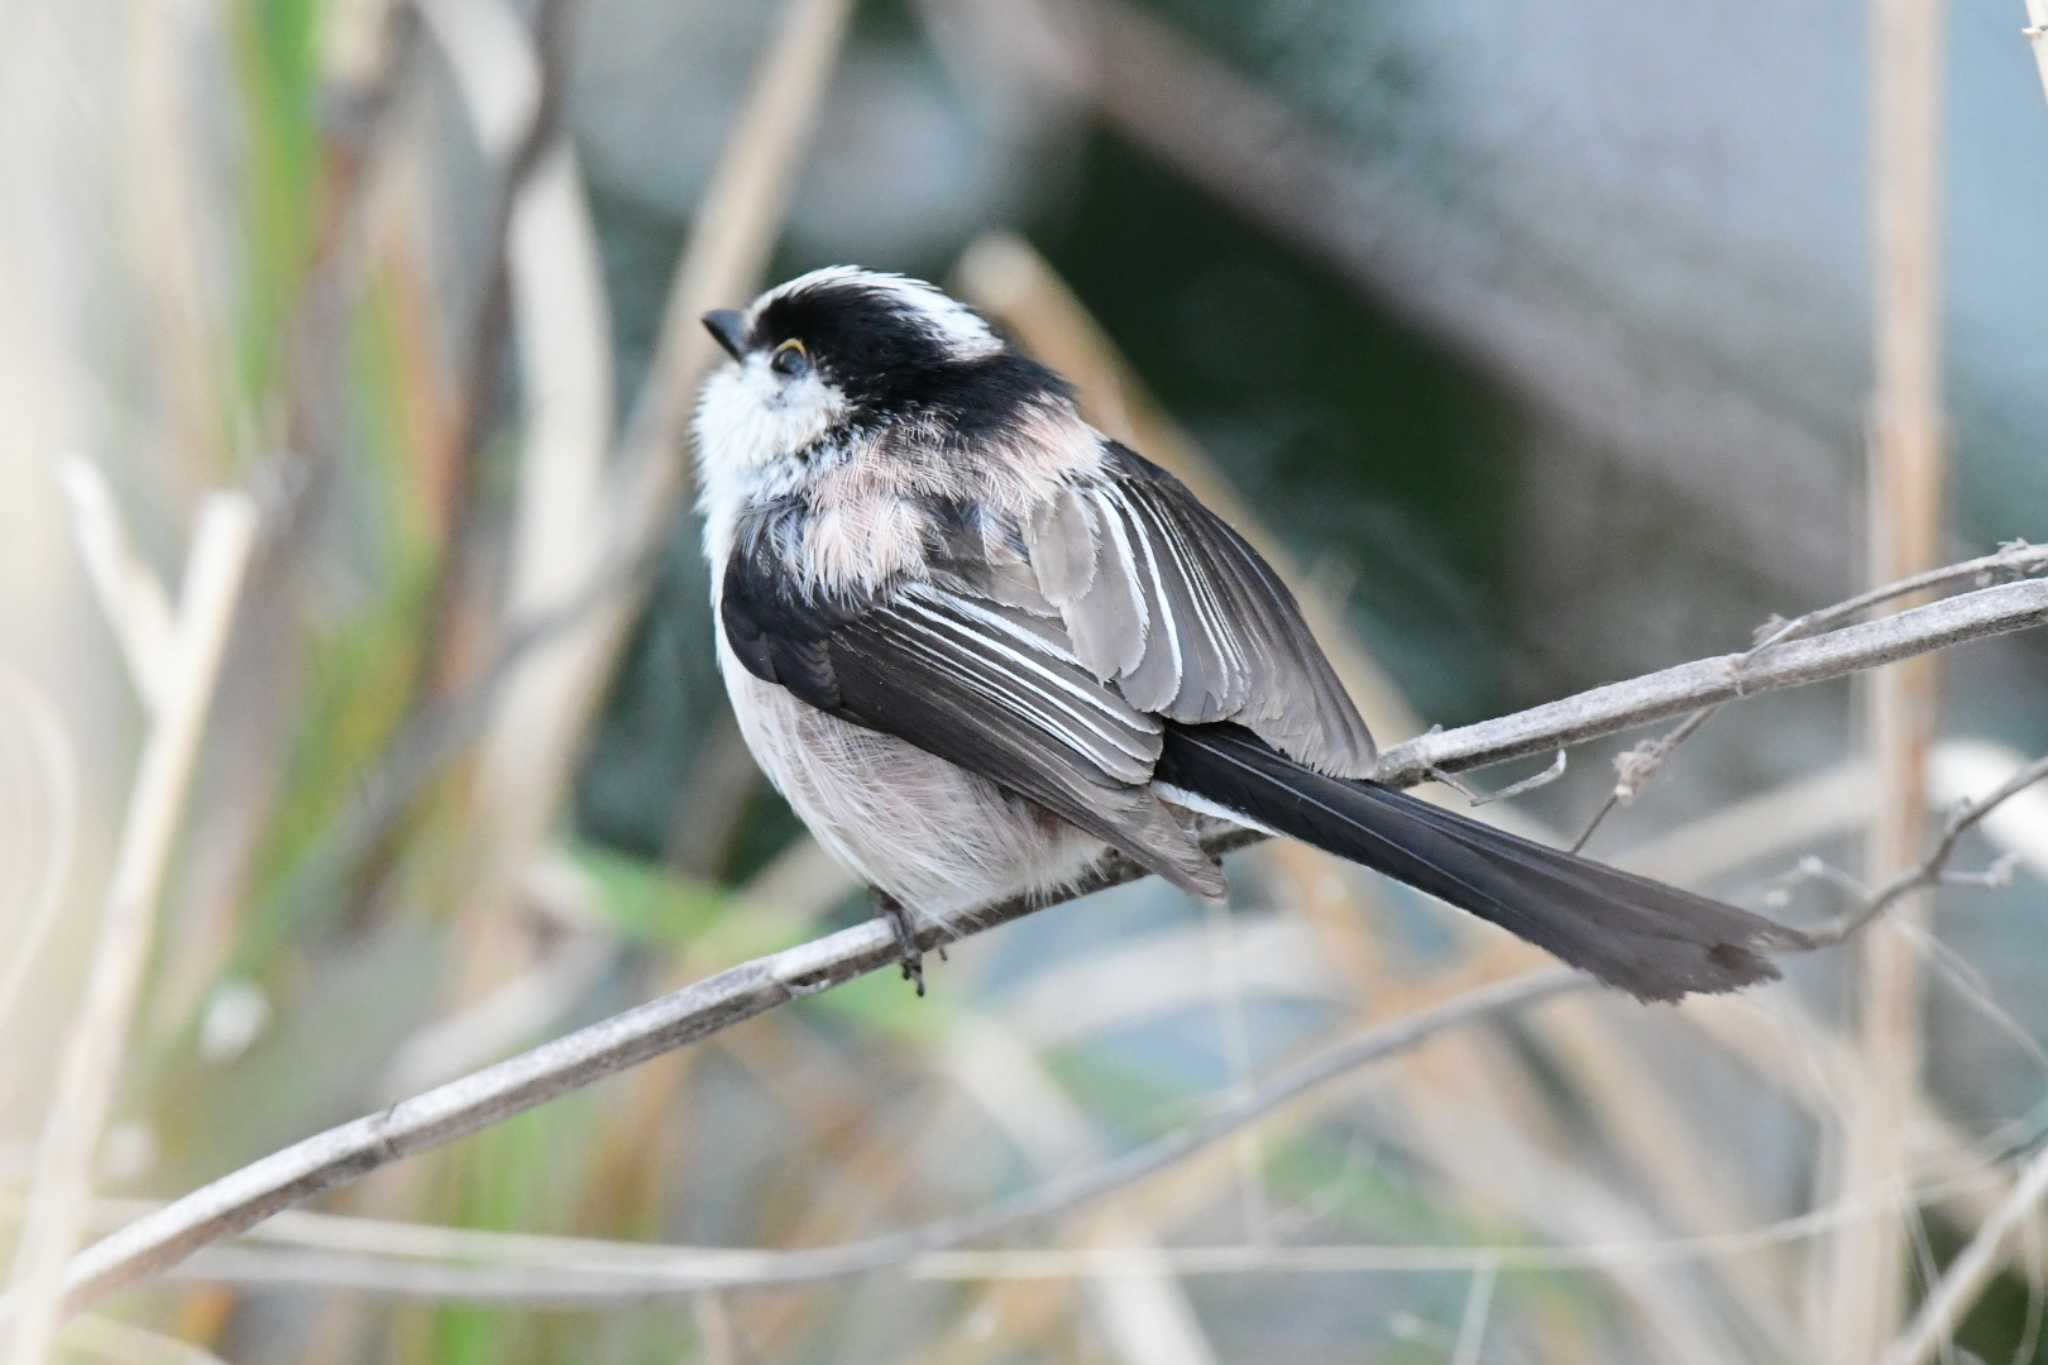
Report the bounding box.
[694,362,844,476]
[692,360,849,568]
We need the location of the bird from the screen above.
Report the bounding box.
[692,266,1806,1001]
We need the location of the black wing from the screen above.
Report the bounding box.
[721,531,1224,898]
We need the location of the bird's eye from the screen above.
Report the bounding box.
[770,339,810,378]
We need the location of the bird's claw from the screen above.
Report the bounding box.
[876,893,926,997]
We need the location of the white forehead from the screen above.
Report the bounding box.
[748,266,1002,360]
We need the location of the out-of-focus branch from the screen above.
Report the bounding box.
[25,567,2048,1322]
[411,0,579,698]
[1886,1119,2048,1365]
[56,461,179,711]
[8,1148,2018,1299]
[4,488,259,1361]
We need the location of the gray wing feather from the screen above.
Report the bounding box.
[891,588,1159,782]
[1024,449,1377,778]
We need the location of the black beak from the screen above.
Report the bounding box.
[702,309,747,362]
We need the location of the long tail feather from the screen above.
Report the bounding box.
[1156,725,1808,1001]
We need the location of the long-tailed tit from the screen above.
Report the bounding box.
[693,267,1805,998]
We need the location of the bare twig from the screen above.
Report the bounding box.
[1571,539,2047,852]
[1370,578,2048,788]
[934,1020,1219,1364]
[1798,754,2048,946]
[5,491,258,1361]
[21,569,2048,1321]
[1433,750,1568,809]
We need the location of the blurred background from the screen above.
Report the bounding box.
[3,0,2047,1360]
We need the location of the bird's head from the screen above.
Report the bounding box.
[693,267,1013,486]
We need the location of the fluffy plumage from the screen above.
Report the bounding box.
[694,267,1804,998]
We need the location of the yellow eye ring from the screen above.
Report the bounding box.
[770,338,810,377]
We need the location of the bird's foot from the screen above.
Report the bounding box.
[875,892,926,997]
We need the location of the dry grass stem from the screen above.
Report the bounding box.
[1885,1134,2048,1365]
[1827,0,1949,1347]
[4,489,258,1362]
[56,460,177,710]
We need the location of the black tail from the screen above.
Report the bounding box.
[1156,725,1808,1002]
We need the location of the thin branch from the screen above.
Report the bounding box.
[1370,577,2048,787]
[1572,539,2048,851]
[1800,754,2048,946]
[4,492,258,1360]
[23,567,2047,1321]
